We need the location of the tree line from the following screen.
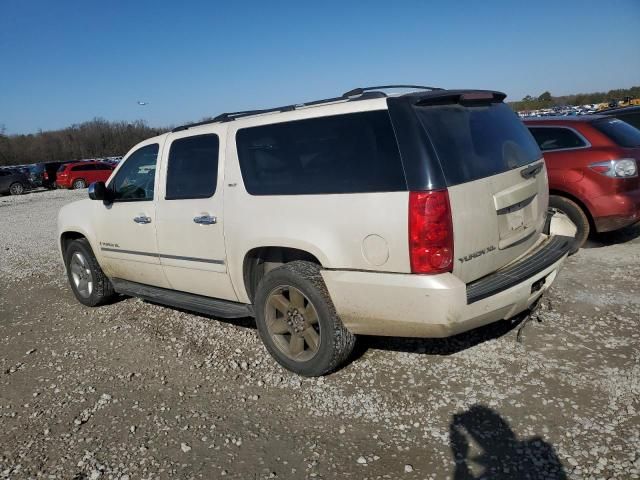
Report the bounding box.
[0,118,167,166]
[509,86,640,112]
[2,85,639,166]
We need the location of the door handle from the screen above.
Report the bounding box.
[193,214,217,225]
[133,215,152,224]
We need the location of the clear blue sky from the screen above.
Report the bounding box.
[1,0,638,134]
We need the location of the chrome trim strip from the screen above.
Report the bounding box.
[100,247,225,265]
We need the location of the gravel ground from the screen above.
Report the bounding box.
[1,189,639,480]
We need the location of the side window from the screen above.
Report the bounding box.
[236,111,406,195]
[110,144,159,201]
[165,134,219,200]
[528,127,587,151]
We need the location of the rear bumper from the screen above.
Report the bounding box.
[591,189,640,232]
[321,235,572,338]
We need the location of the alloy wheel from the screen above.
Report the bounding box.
[70,252,93,298]
[264,285,321,362]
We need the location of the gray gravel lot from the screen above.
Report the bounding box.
[1,189,639,479]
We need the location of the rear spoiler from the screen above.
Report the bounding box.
[414,90,506,107]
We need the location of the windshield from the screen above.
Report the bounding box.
[592,118,640,148]
[414,102,541,186]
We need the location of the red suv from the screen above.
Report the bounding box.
[524,116,640,249]
[56,161,115,190]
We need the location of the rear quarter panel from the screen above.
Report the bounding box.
[222,102,411,303]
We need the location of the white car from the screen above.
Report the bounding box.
[58,85,575,376]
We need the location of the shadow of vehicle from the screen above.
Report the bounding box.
[584,222,640,249]
[450,405,567,479]
[356,310,529,358]
[132,298,533,368]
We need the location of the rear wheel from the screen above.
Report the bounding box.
[9,182,24,195]
[65,238,115,306]
[549,195,589,254]
[72,178,87,189]
[254,261,355,376]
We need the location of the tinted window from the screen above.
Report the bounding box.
[94,163,113,171]
[236,111,405,195]
[592,118,640,148]
[617,113,640,130]
[528,127,587,151]
[166,134,219,200]
[72,164,95,171]
[415,102,541,186]
[110,144,159,201]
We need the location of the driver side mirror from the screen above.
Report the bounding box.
[88,181,112,202]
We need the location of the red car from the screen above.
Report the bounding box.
[524,116,640,249]
[55,161,115,190]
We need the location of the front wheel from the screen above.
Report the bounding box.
[9,182,24,195]
[254,261,355,376]
[549,195,589,254]
[65,238,115,306]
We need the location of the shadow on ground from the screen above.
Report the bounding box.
[450,405,567,479]
[584,222,640,249]
[357,311,530,359]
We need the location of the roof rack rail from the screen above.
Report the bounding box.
[342,85,443,97]
[170,86,436,132]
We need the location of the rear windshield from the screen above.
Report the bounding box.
[414,102,541,186]
[592,118,640,148]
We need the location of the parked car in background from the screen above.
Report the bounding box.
[55,161,115,189]
[524,116,640,250]
[27,163,45,188]
[0,168,30,195]
[596,105,640,130]
[42,161,72,189]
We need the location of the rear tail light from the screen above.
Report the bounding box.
[589,159,637,178]
[409,190,454,274]
[43,172,48,180]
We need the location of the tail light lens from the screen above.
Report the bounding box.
[43,172,48,180]
[409,190,454,274]
[589,159,637,178]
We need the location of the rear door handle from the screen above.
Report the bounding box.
[193,214,217,225]
[133,215,152,224]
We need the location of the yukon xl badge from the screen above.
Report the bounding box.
[458,245,496,264]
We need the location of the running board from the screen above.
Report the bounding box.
[112,278,254,318]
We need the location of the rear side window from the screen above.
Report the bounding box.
[236,111,406,195]
[414,102,541,186]
[592,118,640,148]
[72,164,95,171]
[166,134,219,200]
[528,127,587,151]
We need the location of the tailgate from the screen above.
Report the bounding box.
[411,95,548,283]
[448,160,548,283]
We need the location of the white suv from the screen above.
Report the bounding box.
[58,85,576,376]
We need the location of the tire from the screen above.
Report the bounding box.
[72,178,87,189]
[9,182,24,195]
[254,261,356,376]
[549,195,590,254]
[64,238,115,307]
